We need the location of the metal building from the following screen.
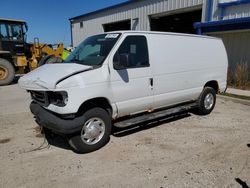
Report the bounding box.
[195,0,250,72]
[69,0,250,73]
[69,0,205,46]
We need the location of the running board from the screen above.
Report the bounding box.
[114,103,197,128]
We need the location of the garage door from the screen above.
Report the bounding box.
[150,9,202,34]
[103,20,131,32]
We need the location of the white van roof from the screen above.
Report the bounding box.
[106,30,219,40]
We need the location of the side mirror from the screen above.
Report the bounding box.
[114,53,129,70]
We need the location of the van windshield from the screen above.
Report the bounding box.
[64,33,121,66]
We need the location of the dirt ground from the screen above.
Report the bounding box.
[0,84,250,188]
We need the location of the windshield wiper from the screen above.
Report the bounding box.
[71,58,80,61]
[70,59,85,63]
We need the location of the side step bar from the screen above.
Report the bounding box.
[114,102,197,128]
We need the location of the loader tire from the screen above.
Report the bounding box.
[0,58,15,86]
[38,55,62,66]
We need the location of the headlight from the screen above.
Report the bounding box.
[48,91,68,107]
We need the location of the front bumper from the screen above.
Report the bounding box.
[30,102,84,134]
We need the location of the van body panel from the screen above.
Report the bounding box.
[18,63,92,90]
[146,34,227,109]
[107,33,154,117]
[47,65,114,115]
[109,67,153,117]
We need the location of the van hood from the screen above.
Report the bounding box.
[18,63,92,90]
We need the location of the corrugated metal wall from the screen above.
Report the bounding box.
[71,0,203,46]
[212,31,250,73]
[209,1,250,75]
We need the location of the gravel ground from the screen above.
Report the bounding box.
[0,84,250,188]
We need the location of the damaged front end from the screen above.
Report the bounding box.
[30,102,84,134]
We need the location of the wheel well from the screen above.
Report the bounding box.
[204,80,219,93]
[77,98,112,116]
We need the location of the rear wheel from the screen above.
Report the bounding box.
[0,58,15,86]
[195,87,216,115]
[68,107,112,153]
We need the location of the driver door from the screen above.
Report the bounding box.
[109,35,153,117]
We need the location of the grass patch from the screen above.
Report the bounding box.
[227,84,250,90]
[220,92,250,101]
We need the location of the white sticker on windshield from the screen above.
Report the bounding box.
[105,34,119,39]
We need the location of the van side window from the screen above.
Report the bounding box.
[114,36,149,68]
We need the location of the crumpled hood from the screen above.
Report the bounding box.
[18,63,92,90]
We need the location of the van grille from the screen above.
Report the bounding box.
[30,91,49,107]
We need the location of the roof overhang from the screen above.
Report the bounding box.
[218,0,250,8]
[194,17,250,34]
[0,18,26,23]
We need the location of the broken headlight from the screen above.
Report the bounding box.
[48,91,68,107]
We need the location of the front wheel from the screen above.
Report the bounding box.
[68,107,112,153]
[195,87,216,115]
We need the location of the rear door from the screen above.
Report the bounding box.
[109,35,153,117]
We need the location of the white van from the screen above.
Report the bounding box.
[18,31,228,153]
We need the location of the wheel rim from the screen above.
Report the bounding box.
[81,117,105,145]
[0,66,8,80]
[204,93,214,110]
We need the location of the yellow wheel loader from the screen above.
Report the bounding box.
[0,18,68,86]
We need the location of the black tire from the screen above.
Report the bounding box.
[38,55,53,67]
[195,87,216,115]
[0,58,15,86]
[68,107,112,153]
[38,55,62,67]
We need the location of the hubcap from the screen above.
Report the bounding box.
[0,66,8,80]
[81,117,105,145]
[204,93,214,110]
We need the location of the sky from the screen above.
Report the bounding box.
[0,0,129,47]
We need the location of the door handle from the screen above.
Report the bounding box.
[149,78,153,87]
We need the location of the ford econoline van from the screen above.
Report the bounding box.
[18,31,228,153]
